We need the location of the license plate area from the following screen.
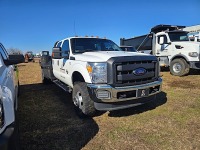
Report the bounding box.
[137,88,149,97]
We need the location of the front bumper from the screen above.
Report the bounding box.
[0,123,15,150]
[87,77,162,110]
[190,61,200,69]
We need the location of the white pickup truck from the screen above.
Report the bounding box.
[0,43,24,150]
[41,37,162,117]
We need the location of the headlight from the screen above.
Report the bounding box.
[188,52,198,57]
[86,62,107,83]
[0,99,4,128]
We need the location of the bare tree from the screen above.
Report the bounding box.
[7,47,23,54]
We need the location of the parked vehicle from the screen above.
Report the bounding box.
[40,37,162,117]
[24,51,34,62]
[0,43,24,150]
[183,25,200,42]
[120,24,200,76]
[188,32,200,42]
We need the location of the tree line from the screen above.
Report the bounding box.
[7,47,23,54]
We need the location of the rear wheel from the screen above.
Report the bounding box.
[41,70,49,84]
[72,82,96,117]
[170,59,190,76]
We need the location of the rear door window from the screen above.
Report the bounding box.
[0,44,8,60]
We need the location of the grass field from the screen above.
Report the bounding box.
[18,62,200,150]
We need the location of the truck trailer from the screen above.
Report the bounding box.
[120,24,200,76]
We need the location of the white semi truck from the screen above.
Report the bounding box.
[120,25,200,76]
[40,37,162,117]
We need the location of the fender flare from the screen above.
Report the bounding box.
[169,54,189,64]
[70,64,91,87]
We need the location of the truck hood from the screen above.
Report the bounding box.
[172,41,200,51]
[73,51,150,62]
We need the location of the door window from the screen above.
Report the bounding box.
[61,40,70,57]
[56,41,62,48]
[157,35,167,44]
[0,44,8,60]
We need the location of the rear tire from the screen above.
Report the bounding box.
[72,82,96,117]
[170,59,190,76]
[42,70,49,84]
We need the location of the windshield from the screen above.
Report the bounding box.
[71,38,122,53]
[168,32,189,42]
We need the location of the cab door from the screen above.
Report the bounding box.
[155,34,171,57]
[59,39,71,84]
[0,44,16,114]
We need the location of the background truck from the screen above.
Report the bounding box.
[120,24,200,76]
[187,32,200,42]
[0,43,24,150]
[40,37,162,117]
[24,51,34,63]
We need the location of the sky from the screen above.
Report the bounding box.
[0,0,199,54]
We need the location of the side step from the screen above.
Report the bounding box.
[53,80,72,93]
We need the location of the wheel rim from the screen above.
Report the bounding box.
[173,63,182,73]
[74,91,83,109]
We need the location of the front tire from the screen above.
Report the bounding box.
[72,82,96,117]
[170,59,190,76]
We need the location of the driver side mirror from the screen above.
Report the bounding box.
[4,54,24,65]
[158,37,164,45]
[52,47,69,59]
[52,47,62,59]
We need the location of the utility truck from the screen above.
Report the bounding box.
[40,37,162,117]
[120,25,200,76]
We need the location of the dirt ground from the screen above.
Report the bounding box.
[18,62,200,150]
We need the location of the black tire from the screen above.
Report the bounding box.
[41,70,50,84]
[9,110,21,150]
[72,82,96,117]
[170,59,190,76]
[17,82,20,97]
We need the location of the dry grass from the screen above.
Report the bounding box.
[18,62,200,150]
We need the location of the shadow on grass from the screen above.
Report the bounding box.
[18,83,99,150]
[108,92,167,117]
[189,69,200,75]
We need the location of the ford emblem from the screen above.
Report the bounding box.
[133,68,147,76]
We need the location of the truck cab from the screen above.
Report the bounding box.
[151,25,200,76]
[121,25,200,76]
[0,43,24,150]
[41,37,162,117]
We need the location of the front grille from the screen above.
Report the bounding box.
[115,60,157,86]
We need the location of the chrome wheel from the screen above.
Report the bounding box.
[173,63,182,73]
[74,91,83,109]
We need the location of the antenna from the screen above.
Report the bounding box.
[74,20,77,36]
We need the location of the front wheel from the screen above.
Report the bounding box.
[72,82,96,117]
[170,59,190,76]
